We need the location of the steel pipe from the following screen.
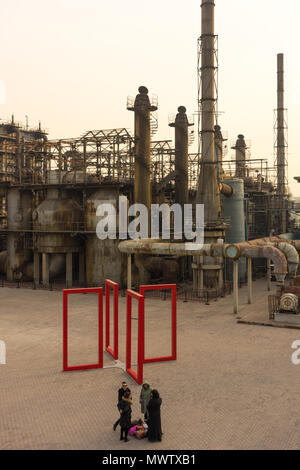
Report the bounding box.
[240,237,299,277]
[119,240,287,283]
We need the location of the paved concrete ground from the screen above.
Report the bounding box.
[1,279,300,450]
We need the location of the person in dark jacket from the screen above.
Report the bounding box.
[147,389,162,442]
[113,382,131,431]
[119,390,132,442]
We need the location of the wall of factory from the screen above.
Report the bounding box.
[85,187,124,287]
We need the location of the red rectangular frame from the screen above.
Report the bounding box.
[63,287,103,372]
[126,289,144,385]
[105,279,119,360]
[139,284,177,364]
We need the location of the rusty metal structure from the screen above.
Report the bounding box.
[127,86,158,228]
[0,1,297,300]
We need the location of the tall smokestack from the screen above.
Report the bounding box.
[193,1,226,295]
[196,0,221,225]
[276,53,286,197]
[128,86,157,235]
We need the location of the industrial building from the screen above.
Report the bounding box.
[0,0,298,314]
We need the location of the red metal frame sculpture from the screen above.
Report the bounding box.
[126,289,145,385]
[139,284,177,364]
[63,287,103,372]
[105,279,119,360]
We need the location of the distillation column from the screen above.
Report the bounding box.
[233,135,247,179]
[169,106,193,208]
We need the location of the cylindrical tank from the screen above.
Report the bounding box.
[21,253,66,281]
[85,189,123,286]
[6,188,32,281]
[62,171,85,184]
[222,178,246,281]
[33,188,82,253]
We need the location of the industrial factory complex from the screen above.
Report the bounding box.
[2,0,300,452]
[0,3,298,298]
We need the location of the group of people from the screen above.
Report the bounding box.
[113,381,162,443]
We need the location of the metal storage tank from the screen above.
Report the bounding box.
[33,187,83,286]
[222,178,247,281]
[33,189,82,251]
[85,188,123,286]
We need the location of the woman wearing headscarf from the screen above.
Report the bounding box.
[119,390,132,442]
[147,389,162,442]
[139,381,152,421]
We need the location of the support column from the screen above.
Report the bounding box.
[79,251,85,286]
[193,260,198,292]
[233,261,239,314]
[248,258,253,304]
[34,252,40,287]
[267,258,271,292]
[66,253,73,288]
[198,268,204,297]
[42,253,50,288]
[198,255,204,296]
[218,267,224,292]
[127,254,132,290]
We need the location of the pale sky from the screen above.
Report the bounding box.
[1,0,300,195]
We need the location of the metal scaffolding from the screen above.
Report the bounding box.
[197,34,219,157]
[47,128,135,184]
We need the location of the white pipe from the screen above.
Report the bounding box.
[118,240,287,283]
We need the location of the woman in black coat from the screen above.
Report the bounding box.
[119,391,132,442]
[147,389,162,442]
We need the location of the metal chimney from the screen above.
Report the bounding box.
[196,0,221,226]
[275,54,288,234]
[127,86,158,233]
[276,53,286,197]
[193,1,226,296]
